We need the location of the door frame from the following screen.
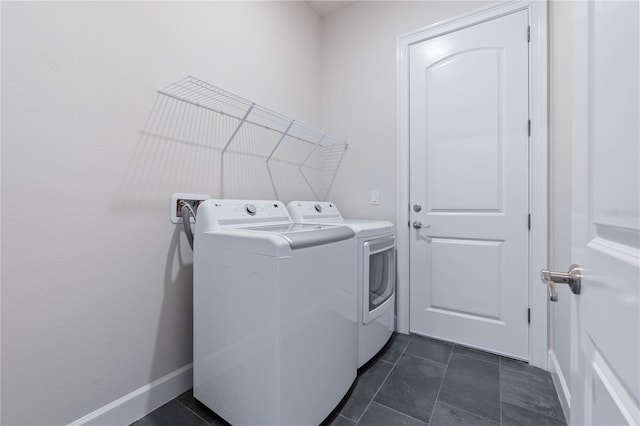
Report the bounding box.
[396,0,549,368]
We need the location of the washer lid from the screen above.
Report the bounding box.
[244,223,355,249]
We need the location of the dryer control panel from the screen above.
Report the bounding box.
[287,201,343,222]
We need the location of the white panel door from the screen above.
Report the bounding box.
[409,10,530,359]
[569,2,639,424]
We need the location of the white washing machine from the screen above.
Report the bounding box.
[193,199,358,426]
[287,201,395,368]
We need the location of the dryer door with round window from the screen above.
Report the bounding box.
[363,235,395,324]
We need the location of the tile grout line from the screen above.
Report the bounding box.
[499,360,569,424]
[436,400,500,425]
[401,351,450,367]
[176,396,211,425]
[370,401,430,425]
[426,343,454,425]
[454,351,500,366]
[334,412,353,424]
[353,335,414,425]
[499,356,503,426]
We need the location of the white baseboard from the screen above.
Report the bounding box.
[548,350,570,422]
[68,363,193,426]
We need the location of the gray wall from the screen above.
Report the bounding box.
[548,0,573,412]
[1,2,321,424]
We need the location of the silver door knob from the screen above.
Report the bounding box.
[413,221,430,229]
[541,264,581,302]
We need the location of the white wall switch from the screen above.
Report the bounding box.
[370,190,379,205]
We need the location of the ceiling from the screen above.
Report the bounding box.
[306,1,357,18]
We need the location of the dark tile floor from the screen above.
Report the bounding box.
[131,333,566,426]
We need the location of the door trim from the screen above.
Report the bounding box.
[396,0,548,368]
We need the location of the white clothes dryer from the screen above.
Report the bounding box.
[287,201,396,368]
[193,199,357,426]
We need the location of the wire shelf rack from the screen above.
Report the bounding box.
[157,76,348,199]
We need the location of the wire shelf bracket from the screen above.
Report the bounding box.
[265,120,295,200]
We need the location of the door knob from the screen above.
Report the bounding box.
[541,264,581,302]
[413,221,430,229]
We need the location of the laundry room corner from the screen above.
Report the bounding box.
[1,2,324,424]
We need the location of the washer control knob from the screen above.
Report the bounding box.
[245,203,257,216]
[314,204,322,213]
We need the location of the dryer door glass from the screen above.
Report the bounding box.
[363,234,395,323]
[369,247,394,311]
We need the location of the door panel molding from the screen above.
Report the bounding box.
[424,47,505,213]
[570,1,639,423]
[397,0,549,368]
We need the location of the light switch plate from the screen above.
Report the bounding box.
[370,190,379,205]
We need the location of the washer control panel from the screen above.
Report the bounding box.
[198,199,292,228]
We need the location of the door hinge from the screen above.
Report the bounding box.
[528,214,531,230]
[528,308,531,324]
[528,119,531,136]
[408,221,411,228]
[527,26,531,42]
